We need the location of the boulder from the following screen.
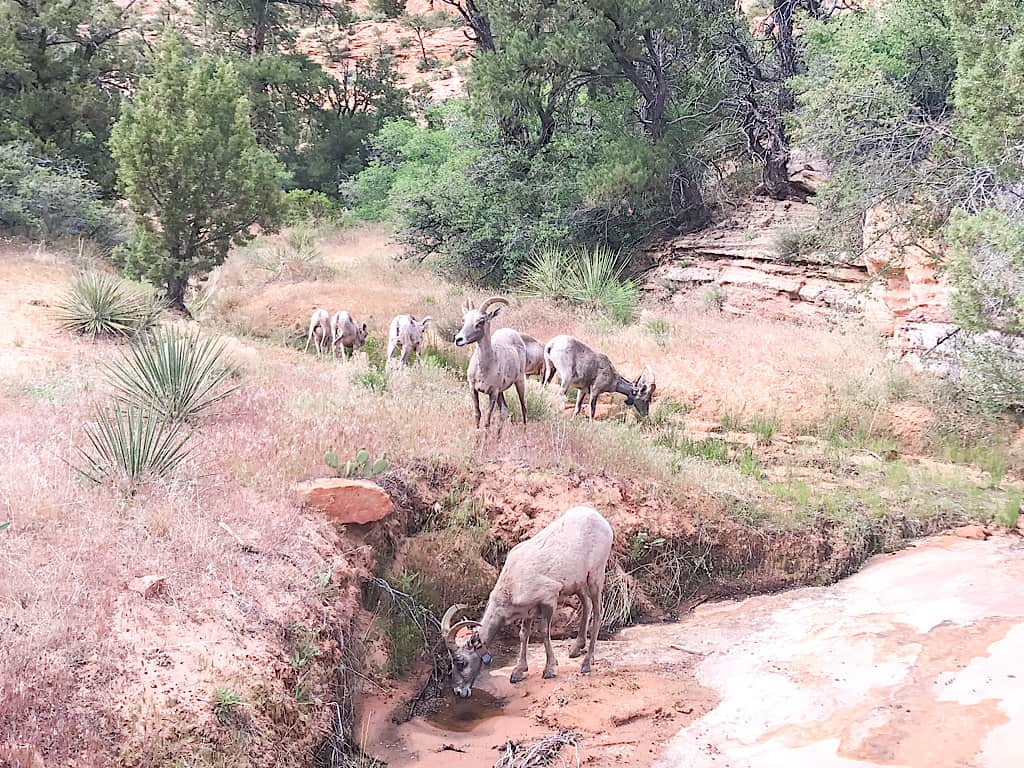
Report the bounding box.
[294,478,394,525]
[127,574,166,599]
[952,524,988,541]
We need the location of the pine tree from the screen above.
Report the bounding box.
[109,34,285,311]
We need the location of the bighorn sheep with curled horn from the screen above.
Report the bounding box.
[454,297,528,430]
[330,311,368,361]
[303,308,331,359]
[386,314,433,367]
[543,334,656,419]
[442,505,613,698]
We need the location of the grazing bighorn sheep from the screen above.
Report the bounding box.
[303,308,331,359]
[543,334,656,418]
[520,333,546,379]
[454,297,528,430]
[386,314,432,367]
[330,311,368,361]
[442,505,613,698]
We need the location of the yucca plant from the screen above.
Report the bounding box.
[104,327,239,422]
[521,245,638,324]
[54,271,164,338]
[565,245,638,324]
[76,406,192,484]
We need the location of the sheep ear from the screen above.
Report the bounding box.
[361,323,367,332]
[462,298,474,313]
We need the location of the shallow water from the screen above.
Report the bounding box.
[422,688,507,733]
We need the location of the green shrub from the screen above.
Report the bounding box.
[54,271,165,338]
[213,688,243,724]
[748,414,780,443]
[521,245,639,324]
[103,328,238,422]
[76,406,192,484]
[703,285,726,312]
[996,491,1022,530]
[283,189,345,225]
[0,143,125,244]
[773,226,821,262]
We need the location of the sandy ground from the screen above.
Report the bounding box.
[359,536,1023,768]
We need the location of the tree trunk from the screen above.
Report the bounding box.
[166,274,189,314]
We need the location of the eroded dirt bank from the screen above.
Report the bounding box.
[357,535,1023,768]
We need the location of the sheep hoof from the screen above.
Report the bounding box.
[542,668,557,679]
[579,662,591,675]
[510,670,526,684]
[568,646,583,659]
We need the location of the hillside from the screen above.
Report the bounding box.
[2,224,1021,766]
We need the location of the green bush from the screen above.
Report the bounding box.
[0,143,124,244]
[103,328,239,422]
[54,271,165,338]
[283,189,345,225]
[521,245,639,324]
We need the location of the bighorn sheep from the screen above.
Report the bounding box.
[303,308,331,359]
[330,311,368,361]
[442,505,614,698]
[454,297,528,430]
[520,333,546,379]
[386,314,432,367]
[543,334,656,418]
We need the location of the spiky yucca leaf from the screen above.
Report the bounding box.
[104,327,239,422]
[77,406,192,484]
[54,271,165,338]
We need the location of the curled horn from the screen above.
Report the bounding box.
[480,296,510,314]
[441,604,465,636]
[643,365,656,387]
[447,619,482,644]
[420,316,434,328]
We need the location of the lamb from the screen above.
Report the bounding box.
[543,334,656,419]
[442,505,614,698]
[386,314,433,367]
[520,333,546,379]
[454,297,528,430]
[303,308,331,359]
[330,311,369,361]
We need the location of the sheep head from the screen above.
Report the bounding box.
[355,323,369,349]
[442,604,491,698]
[630,366,657,416]
[454,297,508,347]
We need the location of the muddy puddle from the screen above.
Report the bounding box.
[422,689,507,732]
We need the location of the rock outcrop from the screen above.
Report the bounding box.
[294,478,395,525]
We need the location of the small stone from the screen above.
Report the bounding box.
[127,575,166,599]
[952,525,988,541]
[294,478,394,525]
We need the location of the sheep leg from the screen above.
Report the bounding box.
[514,376,528,426]
[581,579,604,675]
[471,388,482,429]
[589,391,600,420]
[485,393,499,428]
[303,329,313,355]
[571,389,585,418]
[540,603,557,679]
[568,591,591,659]
[510,618,531,684]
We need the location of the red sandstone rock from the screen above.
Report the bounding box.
[294,478,394,525]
